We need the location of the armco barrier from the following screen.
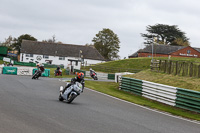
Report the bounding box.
[108,74,115,80]
[142,80,177,106]
[2,67,17,75]
[17,67,34,76]
[119,77,200,113]
[120,77,143,96]
[33,68,50,77]
[176,88,200,113]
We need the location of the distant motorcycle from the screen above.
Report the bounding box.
[90,72,98,80]
[59,82,83,103]
[54,69,62,76]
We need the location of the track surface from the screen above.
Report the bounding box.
[0,75,199,133]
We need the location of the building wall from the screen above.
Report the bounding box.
[20,53,105,68]
[134,47,200,58]
[171,46,200,58]
[138,53,169,57]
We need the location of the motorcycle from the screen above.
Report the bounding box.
[59,82,83,103]
[32,70,41,79]
[54,69,62,76]
[90,72,98,80]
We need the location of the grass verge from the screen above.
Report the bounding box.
[124,69,200,91]
[85,80,200,121]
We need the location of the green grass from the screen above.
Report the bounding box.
[85,80,200,121]
[82,57,200,73]
[82,57,152,73]
[124,69,200,91]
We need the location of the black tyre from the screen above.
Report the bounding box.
[32,73,36,79]
[59,94,64,101]
[67,93,76,103]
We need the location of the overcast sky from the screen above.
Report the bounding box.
[1,0,200,58]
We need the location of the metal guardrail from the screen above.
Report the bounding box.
[142,80,177,106]
[176,88,200,113]
[119,77,200,113]
[120,77,143,96]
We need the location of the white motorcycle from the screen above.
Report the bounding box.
[59,82,83,103]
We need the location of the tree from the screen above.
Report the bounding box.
[141,24,190,46]
[1,35,15,50]
[92,28,120,60]
[12,34,37,54]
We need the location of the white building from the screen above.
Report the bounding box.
[20,40,105,70]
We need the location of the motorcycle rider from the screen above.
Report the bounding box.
[36,64,45,76]
[62,72,85,94]
[55,65,61,75]
[90,68,96,78]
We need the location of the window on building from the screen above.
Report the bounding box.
[43,55,49,59]
[76,61,78,66]
[59,57,65,60]
[187,50,191,54]
[25,54,33,57]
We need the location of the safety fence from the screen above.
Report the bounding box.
[119,77,200,113]
[14,61,36,67]
[74,69,115,80]
[84,65,142,73]
[0,66,50,77]
[151,59,200,78]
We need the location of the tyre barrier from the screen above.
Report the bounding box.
[119,77,200,113]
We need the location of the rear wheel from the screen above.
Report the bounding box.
[59,94,64,101]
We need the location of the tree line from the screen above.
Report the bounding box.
[0,24,190,60]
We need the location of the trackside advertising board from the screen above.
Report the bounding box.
[3,67,17,75]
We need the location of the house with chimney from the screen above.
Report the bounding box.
[20,40,105,70]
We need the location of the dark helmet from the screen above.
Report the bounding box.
[78,72,84,79]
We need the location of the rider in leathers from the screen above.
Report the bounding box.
[90,68,96,78]
[62,72,85,96]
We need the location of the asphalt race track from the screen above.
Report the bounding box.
[0,75,199,133]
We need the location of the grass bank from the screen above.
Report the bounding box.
[124,69,200,91]
[85,80,200,121]
[82,57,152,73]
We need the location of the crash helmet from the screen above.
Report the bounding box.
[41,64,44,67]
[90,68,92,71]
[78,72,84,80]
[36,63,40,67]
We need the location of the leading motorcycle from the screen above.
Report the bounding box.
[59,82,83,103]
[32,70,41,79]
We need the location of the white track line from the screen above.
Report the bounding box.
[85,87,200,125]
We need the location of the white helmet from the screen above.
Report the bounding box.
[90,68,92,71]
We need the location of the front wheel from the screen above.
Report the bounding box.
[67,93,77,103]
